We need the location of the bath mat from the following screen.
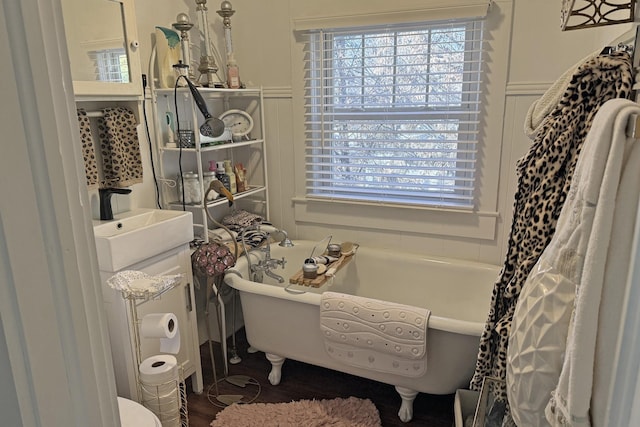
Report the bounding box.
[210,396,381,427]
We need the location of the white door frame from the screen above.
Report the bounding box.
[0,1,119,426]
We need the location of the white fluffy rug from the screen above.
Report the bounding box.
[210,396,382,427]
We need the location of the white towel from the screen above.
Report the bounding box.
[544,99,640,426]
[320,292,430,378]
[524,51,599,139]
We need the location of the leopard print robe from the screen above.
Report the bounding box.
[470,52,633,406]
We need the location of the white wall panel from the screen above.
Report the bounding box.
[128,0,626,265]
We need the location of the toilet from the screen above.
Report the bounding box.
[117,397,162,427]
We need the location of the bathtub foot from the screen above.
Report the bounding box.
[247,345,259,354]
[395,386,418,423]
[265,353,285,385]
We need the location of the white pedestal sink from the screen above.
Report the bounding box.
[93,208,194,272]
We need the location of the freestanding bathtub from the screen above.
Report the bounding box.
[223,240,498,422]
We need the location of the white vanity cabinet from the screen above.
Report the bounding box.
[152,87,269,241]
[99,243,203,400]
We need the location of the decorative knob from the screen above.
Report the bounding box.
[173,12,194,32]
[176,13,190,25]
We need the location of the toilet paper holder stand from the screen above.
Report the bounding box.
[120,279,189,427]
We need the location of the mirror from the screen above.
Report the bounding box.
[61,0,142,97]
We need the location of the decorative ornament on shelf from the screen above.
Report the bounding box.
[195,0,224,87]
[561,0,636,31]
[155,27,181,88]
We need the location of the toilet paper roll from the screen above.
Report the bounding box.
[139,355,181,427]
[140,313,181,354]
[138,354,179,385]
[141,313,177,339]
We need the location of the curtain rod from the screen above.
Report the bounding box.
[84,111,105,118]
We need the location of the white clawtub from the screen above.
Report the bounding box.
[224,240,498,422]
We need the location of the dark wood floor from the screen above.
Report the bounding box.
[186,328,455,427]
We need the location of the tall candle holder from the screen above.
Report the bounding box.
[216,1,235,58]
[172,13,196,82]
[217,1,242,88]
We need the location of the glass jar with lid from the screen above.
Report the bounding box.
[177,172,201,204]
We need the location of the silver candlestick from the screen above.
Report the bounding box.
[172,13,196,81]
[216,1,235,58]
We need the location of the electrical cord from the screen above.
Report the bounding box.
[141,74,162,209]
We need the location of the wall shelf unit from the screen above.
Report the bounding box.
[152,86,270,242]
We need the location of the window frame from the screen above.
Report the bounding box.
[303,20,485,210]
[290,1,509,241]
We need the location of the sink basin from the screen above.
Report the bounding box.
[93,209,194,272]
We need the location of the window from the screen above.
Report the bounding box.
[303,19,485,209]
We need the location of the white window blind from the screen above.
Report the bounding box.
[303,19,485,209]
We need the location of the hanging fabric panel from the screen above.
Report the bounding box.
[470,52,634,423]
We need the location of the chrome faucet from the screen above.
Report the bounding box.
[273,229,294,247]
[239,223,289,283]
[250,235,286,283]
[257,224,294,247]
[250,257,286,283]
